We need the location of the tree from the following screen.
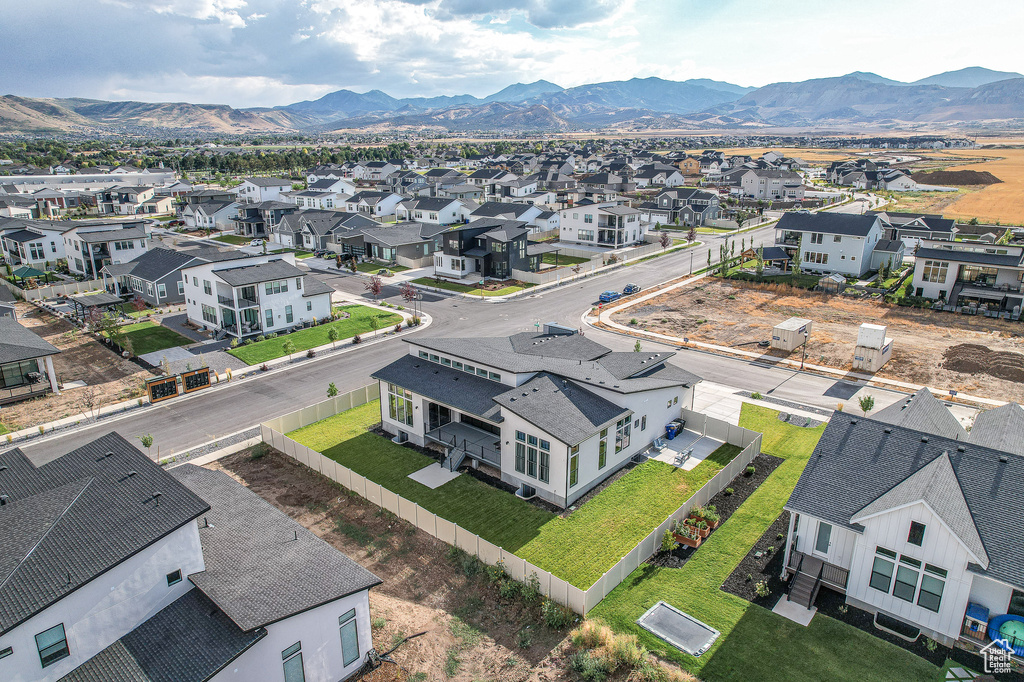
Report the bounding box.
[282,339,296,360]
[659,231,671,250]
[327,382,339,398]
[365,275,383,301]
[328,325,340,349]
[139,433,154,458]
[369,314,381,337]
[859,394,875,416]
[633,340,642,352]
[686,226,696,243]
[755,246,765,277]
[706,250,711,271]
[730,239,735,259]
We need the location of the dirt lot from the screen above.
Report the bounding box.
[3,302,151,431]
[612,279,1024,403]
[209,448,582,682]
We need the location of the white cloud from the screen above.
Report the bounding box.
[150,0,250,28]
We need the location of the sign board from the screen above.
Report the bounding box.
[181,367,211,394]
[146,376,179,403]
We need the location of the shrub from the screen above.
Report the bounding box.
[571,620,613,650]
[568,651,610,681]
[661,529,679,553]
[777,533,784,541]
[411,316,421,326]
[306,349,316,358]
[754,580,771,598]
[522,573,542,605]
[517,628,533,649]
[371,616,387,630]
[750,391,762,400]
[229,338,239,348]
[499,577,521,600]
[607,633,646,670]
[746,573,752,582]
[242,338,253,346]
[268,332,278,339]
[485,560,506,584]
[259,363,270,371]
[248,443,271,461]
[724,487,734,496]
[924,637,938,652]
[541,599,575,629]
[255,335,265,342]
[630,318,638,325]
[352,334,362,344]
[394,323,402,332]
[745,465,756,476]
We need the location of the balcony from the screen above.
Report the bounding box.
[0,381,52,405]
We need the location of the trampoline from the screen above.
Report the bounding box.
[636,601,720,657]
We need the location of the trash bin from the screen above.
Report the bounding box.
[665,423,679,440]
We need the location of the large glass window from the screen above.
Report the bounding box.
[921,260,949,283]
[539,444,550,483]
[526,435,538,477]
[869,555,894,593]
[387,383,413,426]
[615,417,631,453]
[285,305,293,324]
[598,428,608,469]
[0,359,40,389]
[339,609,359,666]
[893,563,920,602]
[282,642,305,682]
[918,571,945,613]
[569,445,579,487]
[265,308,274,329]
[35,623,69,668]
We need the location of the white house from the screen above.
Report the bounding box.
[735,169,805,200]
[0,432,380,682]
[344,191,404,220]
[182,200,240,231]
[395,197,468,225]
[62,222,150,278]
[774,212,886,278]
[910,240,1024,310]
[181,253,333,338]
[0,316,61,403]
[558,203,644,248]
[371,327,701,508]
[0,220,66,269]
[783,396,1024,648]
[236,177,292,204]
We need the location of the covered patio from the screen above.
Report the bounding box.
[426,420,502,468]
[67,291,125,323]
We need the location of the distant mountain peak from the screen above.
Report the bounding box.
[843,71,905,86]
[483,80,563,103]
[911,66,1024,88]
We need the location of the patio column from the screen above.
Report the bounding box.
[781,511,797,579]
[44,356,60,395]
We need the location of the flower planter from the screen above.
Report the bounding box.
[673,532,702,548]
[697,526,710,539]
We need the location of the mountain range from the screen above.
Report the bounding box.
[1,67,1022,135]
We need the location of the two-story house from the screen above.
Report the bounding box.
[344,191,404,220]
[181,253,333,338]
[395,197,468,226]
[0,432,381,682]
[62,222,150,278]
[182,199,240,231]
[910,240,1024,310]
[558,203,644,248]
[371,326,701,508]
[734,169,805,200]
[774,212,891,278]
[236,177,292,204]
[231,201,298,239]
[101,247,246,306]
[643,187,721,227]
[782,399,1024,648]
[432,218,541,280]
[0,220,66,269]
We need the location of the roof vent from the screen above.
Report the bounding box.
[105,451,115,458]
[921,436,929,443]
[0,465,7,472]
[510,397,516,402]
[999,455,1009,463]
[850,419,858,425]
[151,491,162,506]
[0,494,8,506]
[883,428,892,434]
[957,446,966,452]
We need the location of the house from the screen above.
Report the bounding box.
[0,316,60,403]
[182,188,237,206]
[344,191,404,220]
[782,405,1024,647]
[371,326,701,507]
[236,177,292,204]
[869,211,957,251]
[468,201,559,232]
[352,161,399,181]
[558,203,644,248]
[94,186,170,216]
[181,200,240,231]
[645,187,721,226]
[395,197,468,226]
[305,163,351,183]
[0,432,381,682]
[285,190,349,211]
[632,165,685,189]
[0,220,66,268]
[676,156,702,176]
[286,211,379,251]
[774,212,887,278]
[437,183,484,202]
[967,403,1024,456]
[0,197,35,219]
[101,247,245,306]
[359,222,449,265]
[731,169,805,201]
[0,286,16,320]
[307,177,356,195]
[497,177,539,199]
[432,218,541,280]
[910,240,1024,310]
[231,201,298,239]
[181,253,333,338]
[62,222,150,278]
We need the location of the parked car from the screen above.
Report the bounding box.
[313,249,327,257]
[599,290,621,303]
[377,269,394,277]
[249,239,264,246]
[623,283,641,295]
[168,219,184,227]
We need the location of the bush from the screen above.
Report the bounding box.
[724,487,734,496]
[352,334,362,344]
[750,391,763,400]
[630,318,638,325]
[517,628,533,649]
[661,528,679,553]
[777,533,784,541]
[229,338,239,348]
[568,651,610,682]
[745,465,756,476]
[485,560,506,584]
[268,332,278,339]
[499,577,521,600]
[571,620,613,650]
[542,599,575,629]
[394,323,402,332]
[248,443,271,461]
[754,580,771,598]
[255,335,265,342]
[522,573,542,605]
[306,349,316,358]
[242,338,253,346]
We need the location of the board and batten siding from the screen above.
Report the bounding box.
[793,514,858,569]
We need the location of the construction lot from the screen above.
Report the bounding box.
[612,279,1024,404]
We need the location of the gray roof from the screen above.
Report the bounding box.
[786,415,1024,589]
[243,177,291,187]
[0,432,210,635]
[494,374,629,446]
[170,465,381,631]
[213,259,304,287]
[776,212,879,237]
[371,353,506,422]
[914,247,1022,268]
[873,239,903,253]
[0,316,59,363]
[0,286,15,304]
[76,227,148,243]
[968,403,1024,456]
[870,388,966,441]
[404,197,458,211]
[108,248,199,283]
[471,202,534,219]
[301,275,334,298]
[60,589,266,682]
[361,223,447,247]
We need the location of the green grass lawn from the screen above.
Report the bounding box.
[288,400,742,588]
[227,305,402,365]
[410,277,534,297]
[541,253,590,266]
[212,234,251,245]
[588,405,939,682]
[112,321,192,356]
[277,248,315,259]
[356,262,410,273]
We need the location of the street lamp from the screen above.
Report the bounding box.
[800,331,809,370]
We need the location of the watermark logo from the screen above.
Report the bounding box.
[980,638,1013,674]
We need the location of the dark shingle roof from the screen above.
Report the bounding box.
[113,248,199,283]
[0,316,60,363]
[301,275,334,298]
[873,239,903,253]
[76,227,148,243]
[213,259,304,287]
[786,415,1024,589]
[0,432,210,635]
[775,212,879,237]
[471,202,534,219]
[494,374,629,446]
[371,353,506,421]
[870,388,966,440]
[171,465,380,631]
[968,403,1024,456]
[914,247,1022,267]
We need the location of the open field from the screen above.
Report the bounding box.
[612,278,1024,404]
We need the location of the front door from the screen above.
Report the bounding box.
[814,521,832,557]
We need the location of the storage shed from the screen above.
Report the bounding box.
[853,323,893,372]
[771,317,813,352]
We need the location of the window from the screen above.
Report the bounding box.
[193,276,198,287]
[539,441,550,483]
[35,623,69,668]
[476,368,487,377]
[177,281,184,295]
[265,308,274,329]
[893,560,920,602]
[203,280,211,295]
[157,283,166,299]
[440,357,452,367]
[833,235,842,242]
[285,305,293,324]
[453,361,463,371]
[201,304,217,325]
[282,642,305,682]
[598,428,608,469]
[166,569,182,586]
[339,609,360,666]
[464,364,475,374]
[673,396,679,405]
[515,431,526,473]
[430,354,439,363]
[578,229,595,241]
[908,521,925,547]
[809,233,823,245]
[584,214,594,224]
[387,383,414,426]
[296,277,302,290]
[641,416,647,431]
[918,567,945,613]
[921,260,948,283]
[869,554,894,593]
[0,646,11,660]
[569,445,579,487]
[488,372,500,382]
[527,435,538,477]
[419,351,429,359]
[615,417,631,453]
[306,301,312,312]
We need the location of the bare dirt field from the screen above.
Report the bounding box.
[612,279,1024,403]
[2,303,151,431]
[209,449,579,682]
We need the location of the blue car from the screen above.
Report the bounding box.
[599,290,621,303]
[623,283,641,295]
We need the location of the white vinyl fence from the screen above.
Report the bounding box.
[262,384,762,614]
[0,277,106,301]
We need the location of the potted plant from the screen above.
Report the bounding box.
[695,520,710,538]
[675,524,702,548]
[689,505,707,522]
[703,508,721,530]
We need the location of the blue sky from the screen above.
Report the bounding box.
[2,0,1022,107]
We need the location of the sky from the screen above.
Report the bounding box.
[2,0,1023,108]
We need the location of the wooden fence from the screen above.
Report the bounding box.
[262,384,762,615]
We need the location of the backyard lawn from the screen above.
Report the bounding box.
[288,400,743,589]
[212,234,251,245]
[410,277,534,297]
[541,253,590,266]
[356,262,410,273]
[227,305,402,364]
[112,321,192,356]
[588,405,940,682]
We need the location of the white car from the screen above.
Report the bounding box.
[249,239,264,246]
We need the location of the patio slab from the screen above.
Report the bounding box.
[408,463,461,489]
[772,595,816,626]
[139,345,194,366]
[650,429,724,471]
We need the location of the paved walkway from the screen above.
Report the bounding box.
[408,463,460,489]
[772,596,816,626]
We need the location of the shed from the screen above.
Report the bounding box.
[817,273,846,294]
[771,317,812,352]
